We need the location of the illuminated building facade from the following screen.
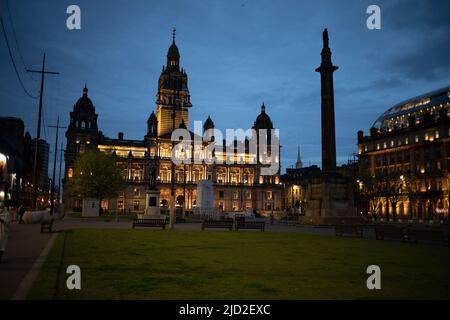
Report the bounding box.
[64,34,282,215]
[0,117,49,206]
[357,86,450,220]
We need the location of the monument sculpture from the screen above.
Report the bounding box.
[144,154,161,217]
[300,29,357,224]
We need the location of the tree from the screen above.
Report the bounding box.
[356,172,378,217]
[67,150,124,205]
[358,170,404,221]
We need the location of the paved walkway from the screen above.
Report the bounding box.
[0,223,53,299]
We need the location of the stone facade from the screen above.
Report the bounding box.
[63,34,283,216]
[357,86,450,220]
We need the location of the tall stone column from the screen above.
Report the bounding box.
[315,28,338,172]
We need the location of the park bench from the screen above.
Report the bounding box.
[132,218,166,229]
[41,218,54,233]
[235,221,265,232]
[335,225,363,238]
[374,225,407,241]
[408,227,450,246]
[201,219,234,231]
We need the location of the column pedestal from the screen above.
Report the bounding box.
[144,190,160,217]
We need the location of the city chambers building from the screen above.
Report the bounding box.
[63,35,282,215]
[357,86,449,220]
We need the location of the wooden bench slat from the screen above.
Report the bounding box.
[132,218,167,229]
[235,221,265,231]
[41,219,54,233]
[202,220,233,231]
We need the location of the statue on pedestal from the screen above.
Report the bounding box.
[148,165,157,190]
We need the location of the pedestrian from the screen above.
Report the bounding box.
[270,213,274,225]
[0,202,12,263]
[18,204,26,224]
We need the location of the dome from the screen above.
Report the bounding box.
[253,102,273,130]
[74,85,95,114]
[372,85,450,130]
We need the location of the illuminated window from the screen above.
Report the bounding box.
[390,140,394,147]
[383,142,387,149]
[376,144,380,150]
[243,172,253,185]
[68,168,73,178]
[230,171,239,184]
[425,133,429,141]
[415,135,419,143]
[117,199,124,210]
[217,172,226,184]
[405,137,409,145]
[265,191,273,200]
[435,130,440,139]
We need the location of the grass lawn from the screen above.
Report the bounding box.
[29,229,450,300]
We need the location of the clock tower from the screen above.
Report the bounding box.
[155,29,192,137]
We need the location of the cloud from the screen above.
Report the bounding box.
[389,34,450,80]
[382,0,450,80]
[384,0,450,32]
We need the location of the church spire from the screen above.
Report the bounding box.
[295,145,303,169]
[172,27,176,44]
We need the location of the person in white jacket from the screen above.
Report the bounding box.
[0,202,12,263]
